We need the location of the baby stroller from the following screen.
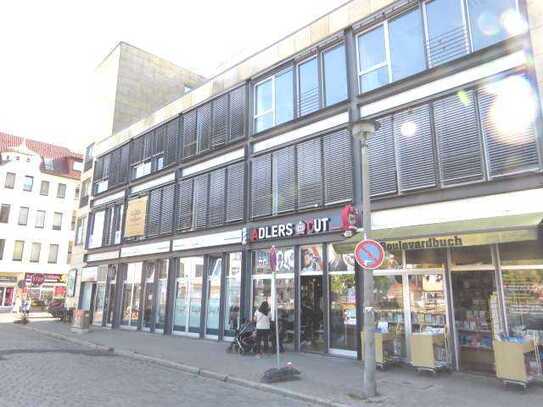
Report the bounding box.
[226,320,256,355]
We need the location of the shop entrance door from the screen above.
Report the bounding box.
[173,257,204,337]
[451,270,496,373]
[300,275,325,353]
[106,278,116,327]
[205,256,222,338]
[142,262,155,331]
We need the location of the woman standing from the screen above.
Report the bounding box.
[254,301,271,357]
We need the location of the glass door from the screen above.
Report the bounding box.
[142,262,156,330]
[224,252,242,338]
[300,245,324,353]
[154,260,168,332]
[93,266,108,326]
[205,256,222,338]
[173,257,204,336]
[121,263,142,328]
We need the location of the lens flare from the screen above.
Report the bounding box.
[489,76,537,145]
[457,90,472,107]
[477,11,500,37]
[501,9,528,36]
[400,121,417,138]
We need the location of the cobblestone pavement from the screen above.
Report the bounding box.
[0,324,310,407]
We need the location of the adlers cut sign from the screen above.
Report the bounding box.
[250,217,330,241]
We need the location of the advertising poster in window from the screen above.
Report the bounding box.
[124,196,148,237]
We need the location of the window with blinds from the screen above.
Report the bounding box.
[368,115,397,196]
[212,94,228,148]
[272,146,296,213]
[250,129,353,218]
[323,129,353,205]
[226,162,245,222]
[93,144,130,194]
[165,118,179,166]
[229,85,246,141]
[434,91,484,184]
[394,104,437,192]
[146,188,162,237]
[297,138,323,209]
[208,168,226,227]
[192,174,209,229]
[177,179,193,231]
[197,104,212,153]
[183,109,198,158]
[144,184,175,238]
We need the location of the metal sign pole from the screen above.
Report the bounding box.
[273,271,280,370]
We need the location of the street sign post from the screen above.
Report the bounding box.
[354,240,385,270]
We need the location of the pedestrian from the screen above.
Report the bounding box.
[254,301,270,357]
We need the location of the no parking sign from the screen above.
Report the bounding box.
[354,239,385,270]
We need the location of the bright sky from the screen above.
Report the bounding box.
[0,0,349,153]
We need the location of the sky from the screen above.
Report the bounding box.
[0,0,349,153]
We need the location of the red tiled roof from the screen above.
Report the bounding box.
[0,131,83,179]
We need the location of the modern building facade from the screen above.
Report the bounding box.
[76,0,543,374]
[0,133,82,309]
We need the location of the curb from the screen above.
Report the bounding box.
[21,325,349,407]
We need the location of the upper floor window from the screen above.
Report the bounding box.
[0,239,5,260]
[88,202,123,248]
[4,172,15,189]
[18,207,29,226]
[357,0,522,93]
[94,143,129,194]
[40,180,50,196]
[57,183,66,199]
[48,244,59,264]
[53,212,63,231]
[84,143,94,172]
[0,204,10,223]
[73,161,83,172]
[23,175,33,192]
[12,240,24,261]
[35,210,46,228]
[30,242,41,263]
[254,44,348,133]
[75,216,87,246]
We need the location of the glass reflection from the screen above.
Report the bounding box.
[224,253,242,337]
[206,257,222,336]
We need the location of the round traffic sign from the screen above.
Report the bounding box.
[31,273,45,286]
[354,239,385,270]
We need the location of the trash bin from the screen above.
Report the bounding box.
[71,309,91,333]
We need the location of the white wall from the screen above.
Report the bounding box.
[0,151,80,276]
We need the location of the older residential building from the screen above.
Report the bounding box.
[0,133,82,309]
[76,0,543,374]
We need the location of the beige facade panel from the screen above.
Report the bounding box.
[96,0,398,156]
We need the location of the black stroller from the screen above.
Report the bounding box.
[226,320,257,355]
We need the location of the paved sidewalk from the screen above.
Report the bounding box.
[22,319,543,407]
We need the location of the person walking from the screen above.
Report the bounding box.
[254,301,271,357]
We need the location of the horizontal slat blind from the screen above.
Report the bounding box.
[229,86,245,141]
[109,149,120,187]
[130,136,144,165]
[94,156,104,180]
[434,91,484,184]
[368,115,397,196]
[165,118,178,166]
[177,179,193,231]
[394,104,437,191]
[323,129,353,204]
[146,188,162,237]
[119,144,130,183]
[297,138,323,209]
[160,184,175,235]
[251,154,272,218]
[102,155,111,181]
[212,94,228,148]
[193,174,209,229]
[208,168,226,227]
[478,78,540,177]
[155,125,166,156]
[197,103,211,153]
[183,110,197,158]
[143,132,153,160]
[103,207,112,246]
[272,146,296,214]
[226,162,245,222]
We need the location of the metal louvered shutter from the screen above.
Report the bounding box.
[130,137,144,165]
[192,174,209,229]
[109,149,120,187]
[165,118,178,166]
[297,138,323,209]
[197,103,211,153]
[155,125,166,156]
[323,129,353,205]
[272,146,296,214]
[119,144,130,184]
[251,154,272,218]
[433,91,484,185]
[183,110,197,158]
[229,86,246,141]
[478,79,540,177]
[102,154,111,181]
[94,157,104,180]
[208,168,226,227]
[143,132,153,161]
[146,189,162,237]
[394,104,437,191]
[212,94,228,147]
[103,207,112,246]
[226,162,245,222]
[160,184,175,235]
[177,179,193,231]
[368,115,397,196]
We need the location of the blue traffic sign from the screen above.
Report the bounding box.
[354,239,385,270]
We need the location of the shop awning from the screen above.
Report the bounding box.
[333,212,543,254]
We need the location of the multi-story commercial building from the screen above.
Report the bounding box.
[76,0,543,374]
[0,133,82,310]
